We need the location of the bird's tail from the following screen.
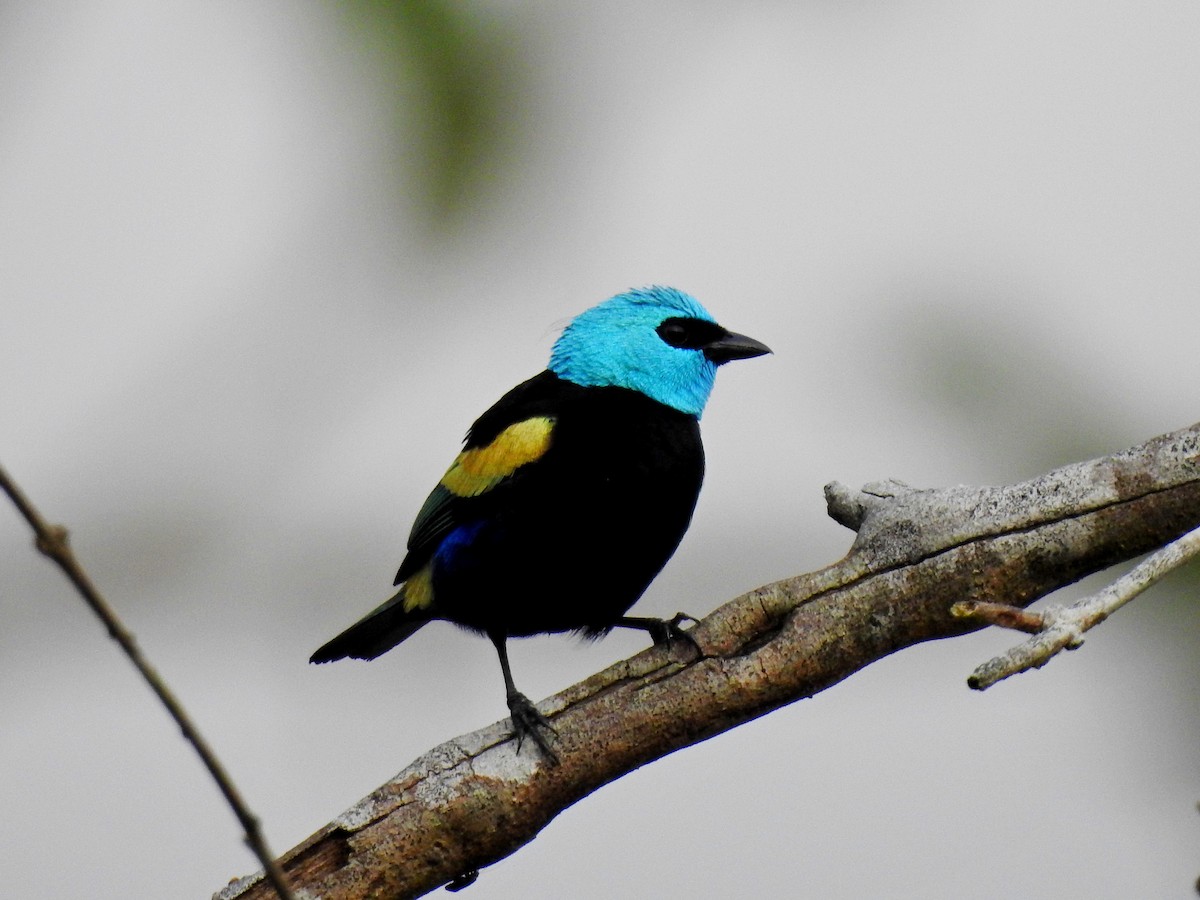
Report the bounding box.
[309,588,431,664]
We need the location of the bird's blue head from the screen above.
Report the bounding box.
[548,286,771,418]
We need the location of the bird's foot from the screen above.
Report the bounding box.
[651,611,701,649]
[617,612,703,655]
[445,870,479,892]
[506,690,558,764]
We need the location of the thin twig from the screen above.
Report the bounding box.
[0,464,295,900]
[963,523,1200,690]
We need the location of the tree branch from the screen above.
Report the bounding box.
[954,522,1200,688]
[218,422,1200,900]
[0,465,296,900]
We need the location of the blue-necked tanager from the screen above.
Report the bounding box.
[311,286,771,760]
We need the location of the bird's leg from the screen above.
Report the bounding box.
[614,612,702,654]
[490,632,558,764]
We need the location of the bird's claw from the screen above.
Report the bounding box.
[507,691,559,764]
[647,612,702,654]
[445,870,479,892]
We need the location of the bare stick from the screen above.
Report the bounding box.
[0,464,295,900]
[962,522,1200,690]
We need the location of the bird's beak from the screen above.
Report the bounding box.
[703,330,773,365]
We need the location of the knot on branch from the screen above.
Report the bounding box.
[35,523,70,561]
[823,479,916,531]
[824,478,969,568]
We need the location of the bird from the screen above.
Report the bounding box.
[310,286,771,761]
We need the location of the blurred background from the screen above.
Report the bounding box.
[2,2,1198,897]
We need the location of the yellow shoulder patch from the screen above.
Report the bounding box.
[440,416,555,498]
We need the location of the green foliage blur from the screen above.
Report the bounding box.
[337,0,528,232]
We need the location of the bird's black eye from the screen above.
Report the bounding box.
[656,317,727,350]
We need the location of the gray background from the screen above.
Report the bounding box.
[2,2,1198,898]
